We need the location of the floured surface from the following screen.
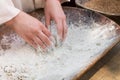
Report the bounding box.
[75,0,120,16]
[0,8,120,80]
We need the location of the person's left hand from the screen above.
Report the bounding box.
[45,0,68,41]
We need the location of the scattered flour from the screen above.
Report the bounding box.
[0,21,118,80]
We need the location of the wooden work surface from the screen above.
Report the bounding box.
[90,48,120,80]
[77,41,120,80]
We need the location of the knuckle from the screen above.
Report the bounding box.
[26,33,33,38]
[44,37,49,42]
[32,27,40,34]
[65,25,68,30]
[32,30,37,34]
[39,42,43,47]
[46,32,51,37]
[57,15,66,20]
[63,15,66,20]
[58,26,63,31]
[44,37,50,45]
[39,23,44,28]
[39,23,42,27]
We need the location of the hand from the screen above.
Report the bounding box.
[5,11,52,49]
[45,0,68,41]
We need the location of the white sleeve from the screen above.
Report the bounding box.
[0,0,20,25]
[61,0,70,3]
[34,0,70,9]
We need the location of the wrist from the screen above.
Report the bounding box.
[5,18,15,27]
[5,11,22,27]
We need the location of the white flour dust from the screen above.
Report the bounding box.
[0,21,117,80]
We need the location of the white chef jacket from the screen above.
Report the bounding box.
[0,0,70,25]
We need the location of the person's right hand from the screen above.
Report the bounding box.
[5,11,52,49]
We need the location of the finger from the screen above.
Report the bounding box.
[63,20,68,40]
[23,36,37,48]
[42,25,51,37]
[37,31,51,47]
[45,12,50,28]
[56,20,63,40]
[33,37,46,49]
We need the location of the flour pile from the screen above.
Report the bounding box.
[0,21,117,80]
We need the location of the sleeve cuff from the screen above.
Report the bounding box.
[34,0,70,9]
[0,6,20,25]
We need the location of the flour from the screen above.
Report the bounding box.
[0,21,117,80]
